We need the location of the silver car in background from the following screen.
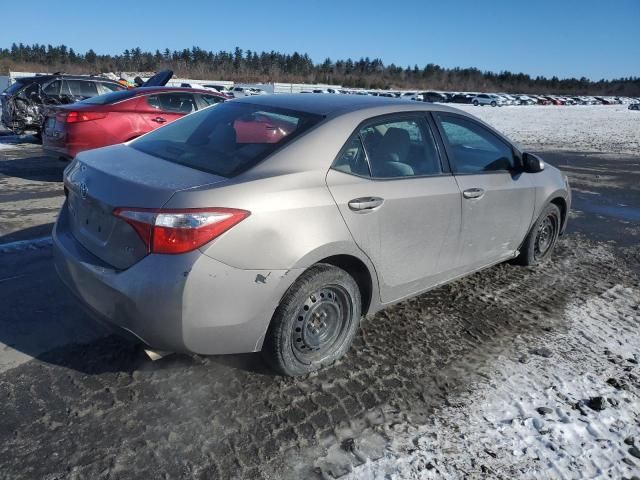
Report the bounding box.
[472,93,506,107]
[54,94,571,376]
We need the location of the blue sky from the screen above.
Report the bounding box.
[2,0,638,80]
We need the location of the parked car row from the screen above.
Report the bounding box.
[297,88,639,107]
[3,71,639,143]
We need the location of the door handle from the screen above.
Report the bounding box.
[151,117,167,123]
[348,197,384,212]
[463,188,485,199]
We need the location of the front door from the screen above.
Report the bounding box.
[434,113,535,270]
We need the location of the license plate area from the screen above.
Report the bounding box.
[44,117,64,138]
[68,190,113,243]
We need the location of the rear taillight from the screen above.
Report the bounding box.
[63,111,108,123]
[113,208,250,254]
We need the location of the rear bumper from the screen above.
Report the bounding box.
[43,145,74,160]
[53,203,300,355]
[42,132,85,159]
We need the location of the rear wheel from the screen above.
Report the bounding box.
[515,203,561,266]
[263,264,361,376]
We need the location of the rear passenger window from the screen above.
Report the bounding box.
[200,94,224,106]
[62,80,98,98]
[43,80,61,96]
[358,118,441,178]
[334,136,370,176]
[147,93,197,113]
[436,114,514,173]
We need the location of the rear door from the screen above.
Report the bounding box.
[326,114,462,303]
[140,92,197,130]
[433,112,535,270]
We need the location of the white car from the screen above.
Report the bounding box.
[228,86,257,98]
[472,94,505,107]
[173,82,221,93]
[399,92,417,100]
[497,93,517,105]
[516,95,536,105]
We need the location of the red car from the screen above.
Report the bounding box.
[43,87,226,159]
[543,96,563,106]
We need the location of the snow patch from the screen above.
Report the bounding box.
[345,284,640,479]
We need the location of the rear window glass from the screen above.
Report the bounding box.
[80,89,137,105]
[62,80,99,97]
[130,102,323,178]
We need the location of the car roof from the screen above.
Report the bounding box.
[232,93,455,116]
[16,74,119,84]
[131,86,226,95]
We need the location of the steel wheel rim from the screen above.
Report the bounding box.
[292,285,352,363]
[535,214,557,259]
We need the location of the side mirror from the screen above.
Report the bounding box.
[522,152,545,173]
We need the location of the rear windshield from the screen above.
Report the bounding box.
[130,102,323,178]
[80,89,137,105]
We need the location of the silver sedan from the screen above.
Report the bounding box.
[54,94,571,376]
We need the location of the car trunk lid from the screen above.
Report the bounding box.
[64,144,227,269]
[43,103,103,141]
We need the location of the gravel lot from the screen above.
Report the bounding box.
[0,106,639,479]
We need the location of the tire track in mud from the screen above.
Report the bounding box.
[0,236,638,479]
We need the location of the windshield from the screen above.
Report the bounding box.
[80,89,137,105]
[130,102,323,178]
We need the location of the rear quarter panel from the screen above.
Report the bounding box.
[163,169,361,271]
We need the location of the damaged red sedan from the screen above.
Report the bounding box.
[43,87,226,159]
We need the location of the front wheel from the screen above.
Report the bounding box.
[491,101,497,107]
[263,264,361,376]
[515,203,561,266]
[473,100,479,106]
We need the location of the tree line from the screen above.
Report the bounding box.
[1,43,638,96]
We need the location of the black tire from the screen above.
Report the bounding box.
[263,263,361,376]
[491,101,497,107]
[473,100,479,106]
[515,203,561,266]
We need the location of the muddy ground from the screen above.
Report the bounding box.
[0,134,639,479]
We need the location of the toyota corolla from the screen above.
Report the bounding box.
[54,94,571,376]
